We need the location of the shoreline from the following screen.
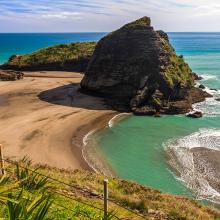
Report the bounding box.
[82,112,132,176]
[0,71,118,171]
[75,111,118,175]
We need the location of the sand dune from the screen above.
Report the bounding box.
[0,71,116,170]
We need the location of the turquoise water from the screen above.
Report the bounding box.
[0,33,106,64]
[1,32,220,202]
[92,33,220,202]
[95,116,220,196]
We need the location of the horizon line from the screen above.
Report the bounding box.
[1,31,220,34]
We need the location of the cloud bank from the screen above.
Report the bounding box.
[0,0,220,32]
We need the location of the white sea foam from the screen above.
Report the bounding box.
[82,129,96,146]
[82,129,105,172]
[164,128,220,204]
[201,74,218,81]
[108,113,131,128]
[192,84,220,117]
[82,129,113,177]
[81,113,131,176]
[166,129,220,151]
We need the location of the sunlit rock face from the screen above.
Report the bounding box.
[81,17,210,115]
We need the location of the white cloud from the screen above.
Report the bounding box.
[0,0,220,32]
[41,12,82,20]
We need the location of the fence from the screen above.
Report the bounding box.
[0,144,146,220]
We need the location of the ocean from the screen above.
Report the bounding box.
[1,32,220,204]
[85,33,220,204]
[0,33,106,64]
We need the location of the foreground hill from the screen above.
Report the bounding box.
[1,42,96,72]
[1,159,220,220]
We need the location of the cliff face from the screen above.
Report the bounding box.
[81,17,210,115]
[1,42,96,72]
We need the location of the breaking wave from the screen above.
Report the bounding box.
[108,113,131,128]
[193,86,220,117]
[201,74,219,81]
[164,128,220,204]
[82,129,114,177]
[82,113,130,177]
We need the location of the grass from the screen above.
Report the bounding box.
[4,42,96,70]
[1,158,220,219]
[161,37,194,88]
[121,16,151,30]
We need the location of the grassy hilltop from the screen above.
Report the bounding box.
[2,42,96,72]
[1,159,220,220]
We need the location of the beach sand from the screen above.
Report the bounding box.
[0,71,117,170]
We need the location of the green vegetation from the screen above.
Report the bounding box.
[105,17,151,39]
[1,158,220,220]
[4,42,96,71]
[161,37,194,88]
[122,16,151,30]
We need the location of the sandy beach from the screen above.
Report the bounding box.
[0,71,117,170]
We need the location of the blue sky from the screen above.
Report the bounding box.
[0,0,220,32]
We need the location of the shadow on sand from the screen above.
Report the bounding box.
[38,83,110,110]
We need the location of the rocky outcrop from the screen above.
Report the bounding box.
[81,17,210,115]
[0,70,24,81]
[199,84,205,89]
[1,42,96,72]
[186,110,203,118]
[192,72,203,80]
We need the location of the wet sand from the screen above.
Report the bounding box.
[192,148,220,194]
[0,71,117,170]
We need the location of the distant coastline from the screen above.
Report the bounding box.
[0,32,107,64]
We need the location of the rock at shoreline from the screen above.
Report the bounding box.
[81,16,211,115]
[186,110,203,118]
[0,70,24,81]
[199,84,205,89]
[192,72,203,80]
[1,42,96,72]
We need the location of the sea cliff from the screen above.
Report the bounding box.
[81,17,211,115]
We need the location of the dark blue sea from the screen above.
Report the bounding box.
[0,33,106,64]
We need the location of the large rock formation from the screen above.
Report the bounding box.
[81,17,210,115]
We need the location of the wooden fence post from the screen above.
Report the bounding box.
[0,144,5,175]
[104,179,108,219]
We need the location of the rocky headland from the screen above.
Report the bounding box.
[1,17,211,116]
[81,17,211,115]
[1,42,96,72]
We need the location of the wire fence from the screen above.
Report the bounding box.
[5,168,101,220]
[0,148,147,220]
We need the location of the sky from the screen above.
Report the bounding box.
[0,0,220,32]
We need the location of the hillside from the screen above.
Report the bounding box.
[1,42,96,72]
[1,158,220,220]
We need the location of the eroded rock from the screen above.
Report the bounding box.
[81,17,210,115]
[186,110,203,118]
[0,70,24,81]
